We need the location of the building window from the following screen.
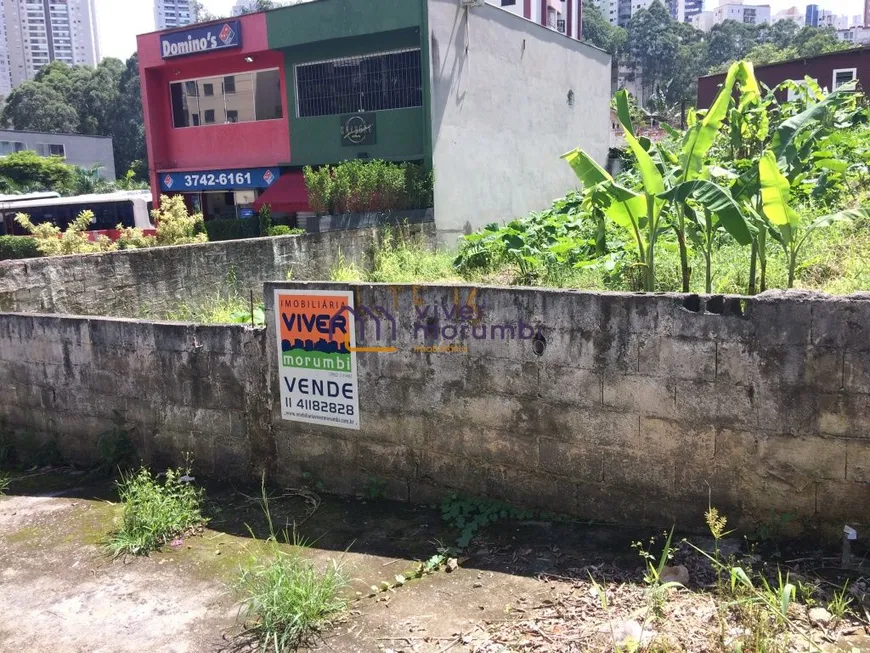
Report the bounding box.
[37,143,65,158]
[295,49,423,118]
[169,68,282,128]
[501,0,516,5]
[833,68,857,90]
[0,141,25,155]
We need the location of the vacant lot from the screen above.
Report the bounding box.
[1,468,869,652]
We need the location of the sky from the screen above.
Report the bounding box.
[95,0,867,62]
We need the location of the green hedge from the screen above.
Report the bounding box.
[0,235,41,260]
[204,219,260,242]
[304,160,433,215]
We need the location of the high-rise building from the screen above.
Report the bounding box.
[1,0,100,91]
[155,0,195,30]
[865,0,869,28]
[806,3,819,27]
[668,0,703,23]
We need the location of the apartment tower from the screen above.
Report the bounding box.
[155,0,194,30]
[2,0,100,90]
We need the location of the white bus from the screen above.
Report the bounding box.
[0,190,155,239]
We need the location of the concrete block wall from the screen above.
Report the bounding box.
[0,225,435,317]
[0,313,268,478]
[265,284,870,533]
[2,284,870,535]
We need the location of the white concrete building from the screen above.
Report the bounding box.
[1,0,100,91]
[487,0,584,40]
[838,26,870,45]
[692,10,716,30]
[772,6,803,26]
[155,0,195,30]
[711,0,771,27]
[429,0,610,239]
[591,0,655,27]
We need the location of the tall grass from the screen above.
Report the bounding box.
[237,483,348,651]
[106,466,206,557]
[0,472,10,495]
[328,231,460,284]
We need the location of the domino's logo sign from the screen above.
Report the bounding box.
[263,169,275,185]
[164,174,174,189]
[219,24,236,45]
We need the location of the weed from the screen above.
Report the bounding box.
[300,471,325,493]
[828,580,853,623]
[35,437,64,467]
[795,578,818,607]
[328,248,365,282]
[363,476,387,501]
[0,472,9,495]
[237,479,348,651]
[440,494,535,550]
[105,465,206,557]
[96,410,139,476]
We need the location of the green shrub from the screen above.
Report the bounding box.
[204,218,260,242]
[106,465,206,557]
[303,160,433,214]
[0,235,40,260]
[303,165,332,214]
[267,225,303,237]
[258,204,273,236]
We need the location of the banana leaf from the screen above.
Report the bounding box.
[660,179,754,245]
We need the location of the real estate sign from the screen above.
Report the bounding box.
[274,289,360,430]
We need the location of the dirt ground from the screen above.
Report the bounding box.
[1,468,870,653]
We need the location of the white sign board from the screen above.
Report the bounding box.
[274,289,360,430]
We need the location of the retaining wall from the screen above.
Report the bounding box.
[2,284,870,536]
[0,225,435,317]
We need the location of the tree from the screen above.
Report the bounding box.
[112,54,147,180]
[235,0,276,14]
[0,82,79,133]
[0,151,75,191]
[0,55,146,182]
[627,2,682,102]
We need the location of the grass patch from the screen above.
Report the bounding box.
[237,483,349,651]
[106,465,206,557]
[329,231,460,284]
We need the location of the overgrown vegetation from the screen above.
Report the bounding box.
[304,160,433,215]
[15,194,207,256]
[106,464,206,557]
[236,481,348,651]
[455,63,870,295]
[329,229,459,284]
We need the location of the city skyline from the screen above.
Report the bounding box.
[87,0,870,64]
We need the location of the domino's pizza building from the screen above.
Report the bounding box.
[137,0,611,239]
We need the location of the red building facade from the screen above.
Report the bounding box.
[138,12,298,221]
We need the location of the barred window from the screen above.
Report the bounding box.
[295,49,423,118]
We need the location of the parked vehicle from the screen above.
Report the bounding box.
[0,190,155,239]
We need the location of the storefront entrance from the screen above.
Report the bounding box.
[158,167,281,222]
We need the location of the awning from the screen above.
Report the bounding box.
[252,171,310,213]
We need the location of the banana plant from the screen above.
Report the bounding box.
[564,64,756,292]
[758,150,867,288]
